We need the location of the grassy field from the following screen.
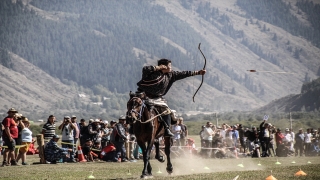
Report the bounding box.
[1,135,320,180]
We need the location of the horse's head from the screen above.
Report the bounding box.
[127,96,145,122]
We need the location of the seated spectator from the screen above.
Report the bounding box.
[82,139,93,162]
[92,141,102,161]
[100,142,117,162]
[276,143,289,157]
[310,139,320,156]
[44,135,72,164]
[214,142,227,159]
[186,138,197,155]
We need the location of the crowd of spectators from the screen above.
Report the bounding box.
[198,119,320,159]
[0,108,145,165]
[1,107,319,166]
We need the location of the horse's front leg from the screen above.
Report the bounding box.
[138,140,149,179]
[164,137,173,174]
[154,139,165,162]
[146,140,154,177]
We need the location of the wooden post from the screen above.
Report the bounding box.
[37,134,46,164]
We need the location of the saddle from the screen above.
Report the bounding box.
[129,91,177,124]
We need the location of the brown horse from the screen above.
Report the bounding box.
[127,93,173,179]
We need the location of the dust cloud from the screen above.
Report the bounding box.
[154,155,265,177]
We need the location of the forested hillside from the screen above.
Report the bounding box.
[0,0,320,117]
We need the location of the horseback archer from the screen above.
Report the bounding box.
[136,58,206,136]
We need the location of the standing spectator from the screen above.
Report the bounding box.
[268,127,276,157]
[199,125,206,156]
[14,114,23,159]
[203,122,215,158]
[101,120,111,148]
[79,119,87,146]
[246,126,256,153]
[289,128,295,151]
[16,117,32,165]
[1,108,19,166]
[178,118,188,146]
[71,115,80,154]
[229,125,239,158]
[172,123,182,147]
[87,119,100,142]
[275,128,285,147]
[295,129,305,157]
[44,135,72,164]
[283,128,294,153]
[58,116,76,163]
[259,120,271,157]
[110,115,128,162]
[42,115,56,145]
[125,124,136,161]
[304,128,312,156]
[238,124,245,153]
[220,124,230,142]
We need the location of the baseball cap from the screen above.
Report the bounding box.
[64,116,70,119]
[119,115,126,120]
[53,134,60,139]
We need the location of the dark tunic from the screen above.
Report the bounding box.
[137,65,197,98]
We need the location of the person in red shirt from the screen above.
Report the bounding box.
[275,128,285,147]
[1,108,19,166]
[100,142,117,162]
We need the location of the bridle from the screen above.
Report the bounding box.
[127,97,169,124]
[127,97,146,122]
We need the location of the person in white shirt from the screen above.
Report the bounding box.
[16,117,32,165]
[283,128,294,151]
[304,128,312,156]
[58,116,76,163]
[203,122,215,158]
[172,123,182,147]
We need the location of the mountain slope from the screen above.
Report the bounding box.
[1,0,320,114]
[0,51,77,113]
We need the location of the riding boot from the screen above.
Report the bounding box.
[161,114,174,137]
[128,124,134,134]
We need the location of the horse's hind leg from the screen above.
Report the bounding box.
[164,137,173,174]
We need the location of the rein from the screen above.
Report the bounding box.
[129,97,169,124]
[134,110,169,124]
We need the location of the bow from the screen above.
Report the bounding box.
[192,43,206,102]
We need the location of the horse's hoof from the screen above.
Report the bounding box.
[155,155,165,163]
[140,174,153,179]
[166,167,173,174]
[140,175,147,179]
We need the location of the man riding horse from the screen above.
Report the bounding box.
[134,58,206,137]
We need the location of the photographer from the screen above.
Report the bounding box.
[58,116,76,163]
[87,119,101,143]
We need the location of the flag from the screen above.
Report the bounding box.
[263,115,269,121]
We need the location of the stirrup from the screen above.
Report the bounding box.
[164,129,174,137]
